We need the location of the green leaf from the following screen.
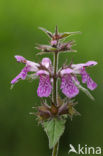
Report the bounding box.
[43,118,66,149]
[73,79,95,101]
[39,27,53,38]
[60,31,81,39]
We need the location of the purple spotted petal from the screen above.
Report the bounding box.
[37,75,52,97]
[81,68,97,90]
[61,74,79,98]
[87,76,97,90]
[15,55,26,63]
[11,66,29,84]
[80,68,88,83]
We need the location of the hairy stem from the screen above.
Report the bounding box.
[52,52,59,156]
[52,142,59,156]
[52,52,58,105]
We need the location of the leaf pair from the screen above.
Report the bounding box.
[39,27,81,40]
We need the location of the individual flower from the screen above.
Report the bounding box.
[11,56,52,97]
[36,58,53,97]
[11,55,40,84]
[59,61,97,98]
[71,61,97,90]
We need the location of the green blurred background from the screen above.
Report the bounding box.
[0,0,103,156]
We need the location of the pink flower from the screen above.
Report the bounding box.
[60,74,79,98]
[11,56,97,99]
[71,61,97,90]
[60,61,97,98]
[11,56,52,97]
[11,55,39,84]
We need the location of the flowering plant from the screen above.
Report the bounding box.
[11,26,97,156]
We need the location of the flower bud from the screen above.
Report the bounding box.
[50,40,58,46]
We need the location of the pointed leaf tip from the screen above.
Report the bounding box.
[43,118,66,149]
[39,27,53,38]
[60,31,81,39]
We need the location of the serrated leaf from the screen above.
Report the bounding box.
[43,118,66,149]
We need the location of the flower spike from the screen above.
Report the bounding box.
[11,26,98,156]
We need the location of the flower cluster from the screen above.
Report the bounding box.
[11,56,97,99]
[11,26,97,119]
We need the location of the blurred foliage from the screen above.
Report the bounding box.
[0,0,103,156]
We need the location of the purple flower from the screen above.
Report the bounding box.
[36,70,52,97]
[11,55,40,84]
[60,61,97,98]
[11,56,52,98]
[36,58,53,97]
[11,66,30,84]
[11,55,97,99]
[61,74,79,98]
[71,61,97,90]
